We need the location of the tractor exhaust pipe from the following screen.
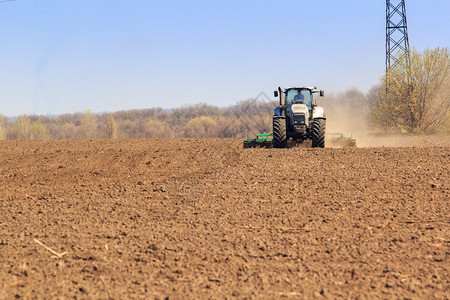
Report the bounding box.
[279,87,285,116]
[278,87,284,106]
[274,87,285,116]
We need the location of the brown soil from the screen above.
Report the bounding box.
[0,138,449,299]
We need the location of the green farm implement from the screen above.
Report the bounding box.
[327,132,356,147]
[243,132,357,148]
[243,133,273,148]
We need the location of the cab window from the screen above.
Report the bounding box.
[285,89,312,106]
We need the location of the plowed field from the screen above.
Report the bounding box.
[1,138,449,299]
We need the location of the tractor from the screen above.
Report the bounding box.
[272,86,326,148]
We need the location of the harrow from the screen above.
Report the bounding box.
[243,132,357,148]
[243,133,273,148]
[327,132,356,147]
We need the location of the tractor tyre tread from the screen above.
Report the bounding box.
[273,116,287,148]
[312,118,326,148]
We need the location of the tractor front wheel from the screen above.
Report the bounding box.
[311,118,326,148]
[273,116,287,148]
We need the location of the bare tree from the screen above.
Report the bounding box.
[184,116,217,138]
[0,115,6,140]
[106,115,118,139]
[370,46,449,134]
[31,122,47,139]
[80,110,98,138]
[13,116,32,140]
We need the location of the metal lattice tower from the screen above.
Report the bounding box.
[386,0,410,72]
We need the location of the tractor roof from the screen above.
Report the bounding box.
[284,86,317,91]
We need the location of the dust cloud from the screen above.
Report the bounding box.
[320,89,450,148]
[325,108,450,148]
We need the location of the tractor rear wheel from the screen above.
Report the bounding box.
[311,118,326,148]
[273,116,287,148]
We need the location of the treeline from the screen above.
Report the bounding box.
[0,100,278,140]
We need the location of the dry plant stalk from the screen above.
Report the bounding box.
[33,239,67,258]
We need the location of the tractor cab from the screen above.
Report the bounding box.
[284,88,314,119]
[274,87,324,121]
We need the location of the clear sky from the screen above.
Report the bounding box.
[0,0,449,116]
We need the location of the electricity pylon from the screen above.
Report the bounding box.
[386,0,410,73]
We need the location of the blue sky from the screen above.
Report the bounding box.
[0,0,449,116]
